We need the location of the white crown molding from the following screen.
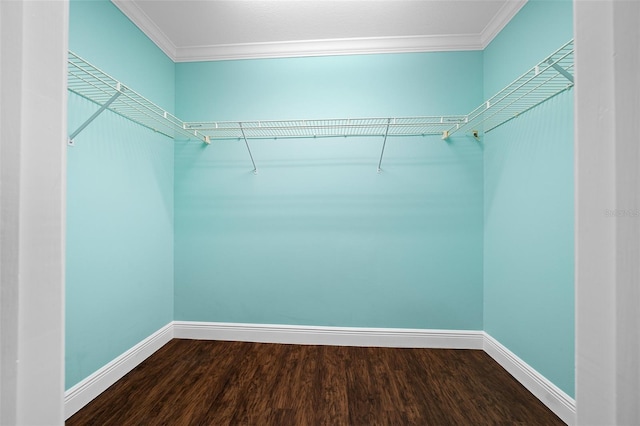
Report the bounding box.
[174,34,484,62]
[111,0,527,62]
[480,0,528,48]
[64,323,173,420]
[483,333,576,425]
[173,321,485,348]
[111,0,177,60]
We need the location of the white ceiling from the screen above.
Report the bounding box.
[111,0,527,62]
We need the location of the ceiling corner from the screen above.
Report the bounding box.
[111,0,178,61]
[110,0,527,63]
[480,0,528,48]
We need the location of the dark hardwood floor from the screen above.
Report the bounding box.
[67,339,565,425]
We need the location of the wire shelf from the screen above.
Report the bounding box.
[184,116,468,140]
[67,51,208,143]
[451,39,574,136]
[67,38,573,151]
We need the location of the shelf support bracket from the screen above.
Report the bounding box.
[68,83,122,146]
[547,59,574,84]
[239,122,258,175]
[377,118,392,173]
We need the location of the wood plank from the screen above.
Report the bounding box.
[67,339,566,425]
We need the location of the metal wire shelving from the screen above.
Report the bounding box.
[183,116,468,140]
[67,39,574,170]
[184,116,469,173]
[67,51,209,145]
[184,40,574,142]
[450,39,574,136]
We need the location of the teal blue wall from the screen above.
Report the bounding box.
[174,52,485,328]
[66,0,575,401]
[68,0,174,110]
[483,0,575,397]
[66,0,175,389]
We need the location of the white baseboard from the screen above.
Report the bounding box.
[483,333,576,425]
[64,321,575,425]
[64,322,173,419]
[172,321,485,349]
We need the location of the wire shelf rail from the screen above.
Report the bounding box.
[184,116,468,141]
[185,40,574,141]
[67,51,209,144]
[450,39,574,136]
[66,39,573,170]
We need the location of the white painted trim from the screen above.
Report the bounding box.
[480,0,528,48]
[173,34,483,62]
[110,0,526,62]
[173,323,575,422]
[64,322,575,424]
[110,0,177,60]
[173,321,484,349]
[574,2,640,423]
[1,1,68,423]
[483,333,576,425]
[64,323,173,419]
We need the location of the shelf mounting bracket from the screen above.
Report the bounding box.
[68,83,122,146]
[377,118,392,173]
[239,122,258,175]
[547,59,574,84]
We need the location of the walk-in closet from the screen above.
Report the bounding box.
[64,0,575,422]
[5,0,640,424]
